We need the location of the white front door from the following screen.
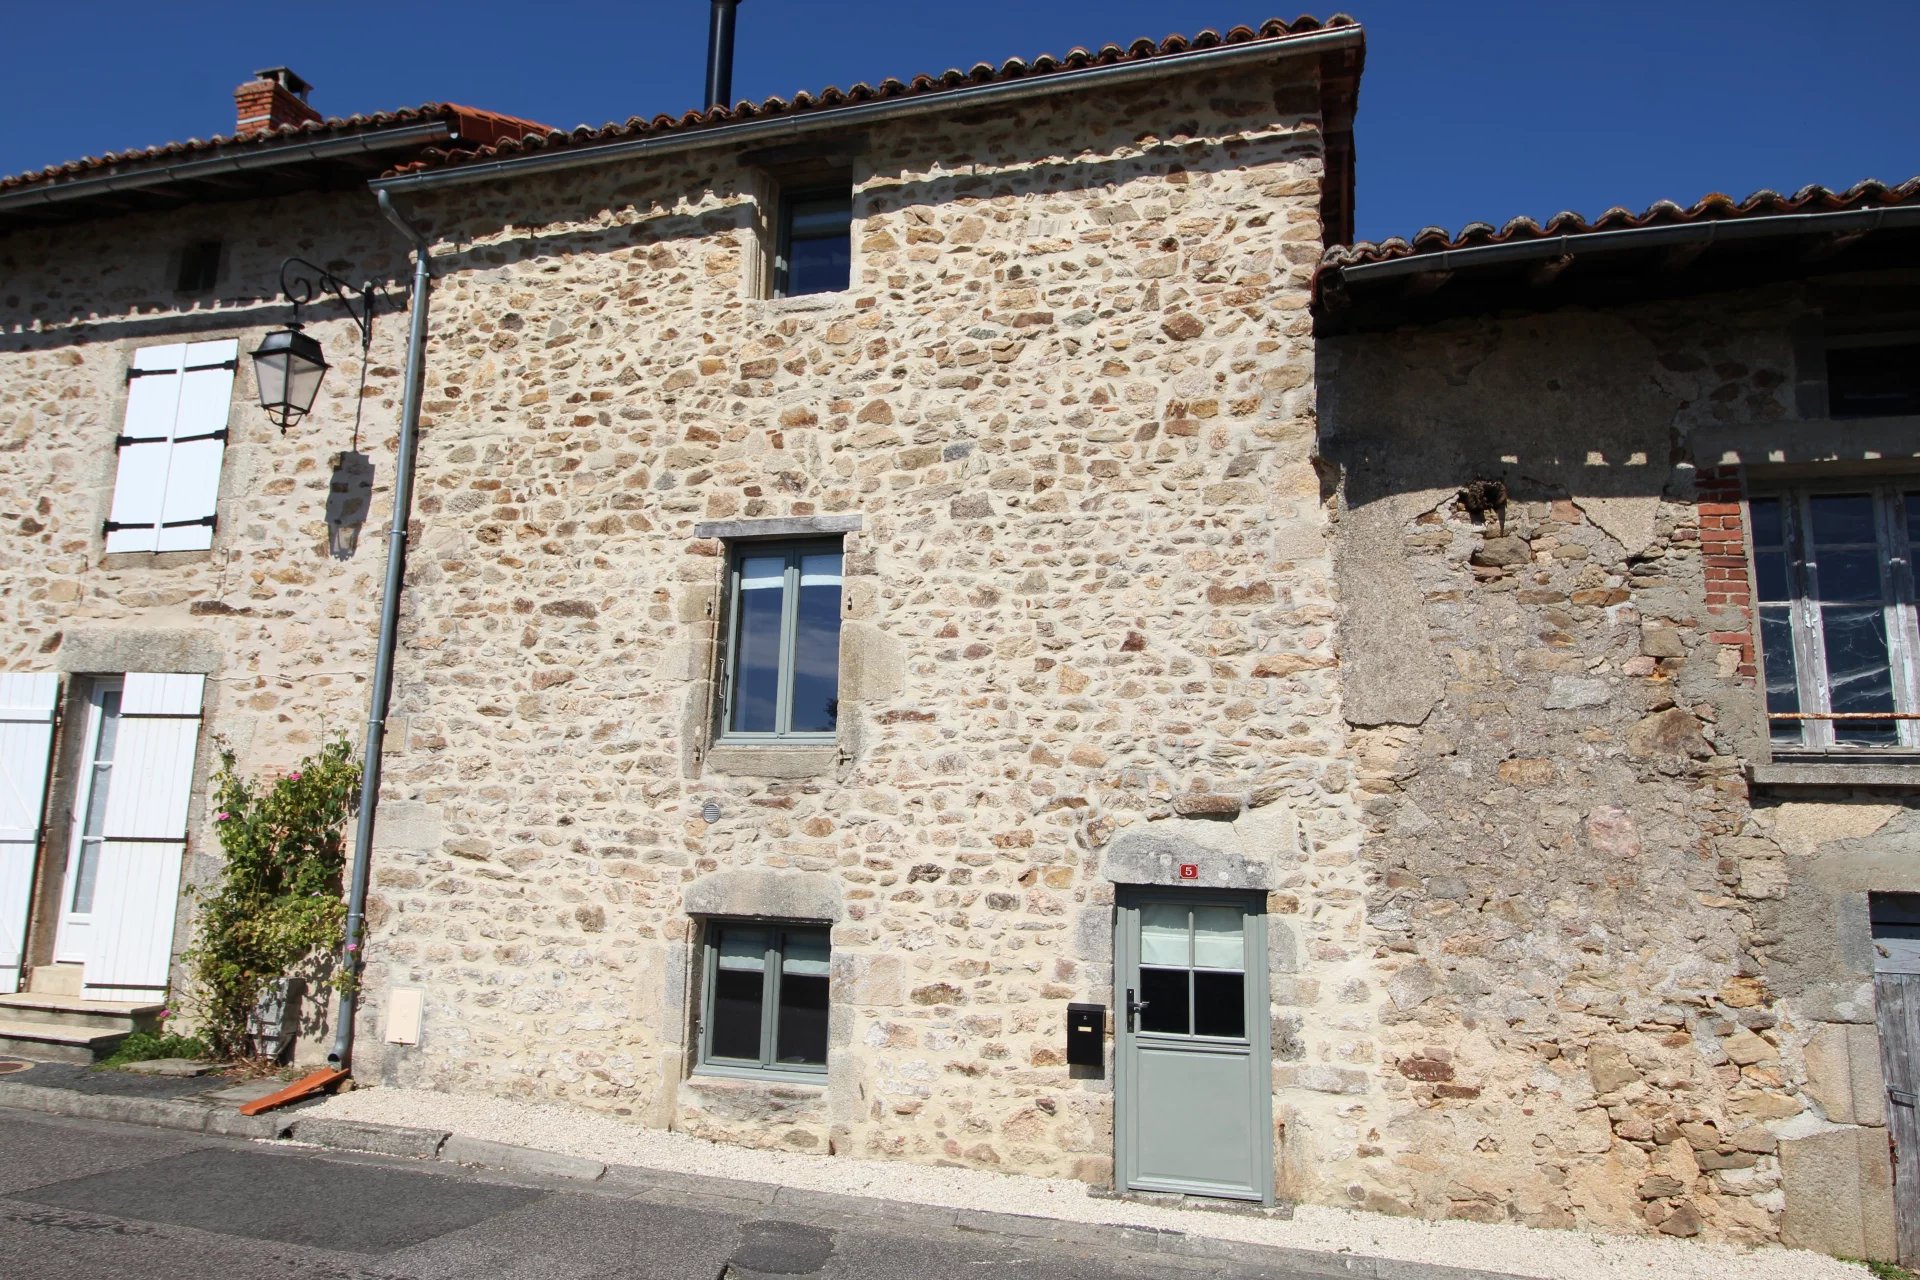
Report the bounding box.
[54,679,123,967]
[84,672,205,1002]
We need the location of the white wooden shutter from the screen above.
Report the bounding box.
[0,674,59,994]
[84,673,204,1001]
[104,345,185,553]
[156,340,237,552]
[104,340,236,554]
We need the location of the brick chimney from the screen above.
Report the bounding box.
[234,67,321,137]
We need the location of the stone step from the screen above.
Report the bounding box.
[0,1019,130,1066]
[0,993,165,1034]
[24,965,82,999]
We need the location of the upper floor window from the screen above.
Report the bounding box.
[105,340,238,553]
[720,540,843,741]
[1752,485,1920,753]
[1827,336,1920,419]
[773,184,852,298]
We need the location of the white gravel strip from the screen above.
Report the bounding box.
[307,1086,1865,1280]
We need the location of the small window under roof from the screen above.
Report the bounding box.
[176,241,221,293]
[1827,340,1920,419]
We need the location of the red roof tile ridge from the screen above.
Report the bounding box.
[1323,175,1920,267]
[1,101,555,194]
[385,14,1359,179]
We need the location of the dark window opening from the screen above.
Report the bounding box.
[176,241,221,293]
[774,186,852,298]
[700,921,830,1076]
[1828,342,1920,419]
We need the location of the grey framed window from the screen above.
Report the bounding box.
[698,921,830,1079]
[773,185,852,298]
[1827,335,1920,419]
[1751,484,1920,753]
[720,539,843,741]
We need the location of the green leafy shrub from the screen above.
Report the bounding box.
[99,1028,212,1070]
[182,737,360,1059]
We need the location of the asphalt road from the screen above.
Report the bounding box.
[0,1108,1335,1280]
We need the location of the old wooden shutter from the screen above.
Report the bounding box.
[104,340,237,554]
[0,674,59,994]
[83,673,204,1002]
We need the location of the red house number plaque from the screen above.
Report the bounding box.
[1178,863,1199,880]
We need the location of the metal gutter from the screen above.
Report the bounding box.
[330,188,434,1073]
[373,26,1364,195]
[1331,204,1920,284]
[0,122,452,213]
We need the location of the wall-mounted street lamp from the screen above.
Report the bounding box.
[251,257,386,431]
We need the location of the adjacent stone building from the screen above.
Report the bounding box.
[1318,196,1920,1257]
[0,71,540,1054]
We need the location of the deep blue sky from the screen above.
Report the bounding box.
[2,1,1913,244]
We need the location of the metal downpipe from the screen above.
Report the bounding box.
[329,189,432,1071]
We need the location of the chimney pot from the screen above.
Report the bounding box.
[234,66,322,138]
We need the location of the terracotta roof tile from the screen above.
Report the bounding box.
[392,15,1359,178]
[1323,177,1920,269]
[0,104,551,194]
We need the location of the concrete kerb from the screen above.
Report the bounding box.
[0,1080,279,1140]
[0,1083,1530,1280]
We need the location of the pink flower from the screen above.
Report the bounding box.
[346,943,359,953]
[214,811,229,821]
[288,771,302,782]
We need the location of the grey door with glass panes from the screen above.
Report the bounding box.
[1115,888,1272,1202]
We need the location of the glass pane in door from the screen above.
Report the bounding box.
[1139,904,1189,965]
[68,689,123,915]
[1192,906,1245,970]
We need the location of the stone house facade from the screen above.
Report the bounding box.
[6,14,1920,1265]
[352,19,1365,1202]
[0,73,539,1053]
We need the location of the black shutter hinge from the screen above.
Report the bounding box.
[126,357,236,383]
[104,514,216,537]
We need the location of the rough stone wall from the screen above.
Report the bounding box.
[0,194,414,1047]
[354,63,1365,1187]
[1319,276,1920,1253]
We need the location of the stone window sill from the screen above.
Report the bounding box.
[759,292,851,315]
[101,549,217,571]
[1749,761,1920,789]
[689,1064,828,1090]
[703,744,840,779]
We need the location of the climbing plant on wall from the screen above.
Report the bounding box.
[183,736,359,1059]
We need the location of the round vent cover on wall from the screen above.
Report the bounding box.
[701,800,722,824]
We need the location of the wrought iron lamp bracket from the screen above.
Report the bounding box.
[277,256,391,352]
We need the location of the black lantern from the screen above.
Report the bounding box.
[251,324,330,430]
[254,257,386,433]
